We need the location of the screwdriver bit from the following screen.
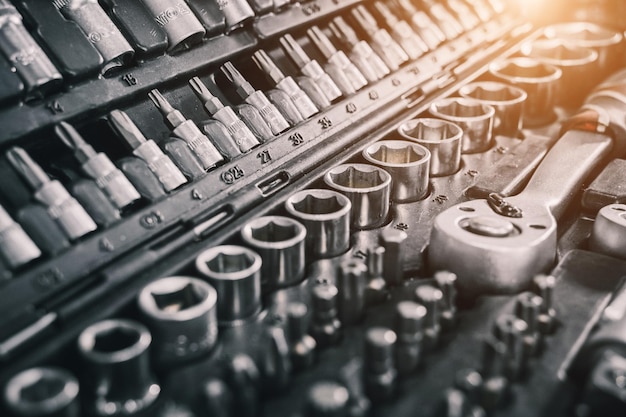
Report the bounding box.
[252,50,319,118]
[235,103,275,143]
[221,61,290,135]
[148,89,224,170]
[6,146,97,240]
[189,76,259,153]
[350,5,409,71]
[55,121,141,210]
[0,204,41,269]
[422,0,464,40]
[373,1,428,59]
[108,110,187,192]
[307,25,367,94]
[53,0,134,75]
[0,0,62,95]
[280,34,342,103]
[393,0,446,50]
[329,17,390,82]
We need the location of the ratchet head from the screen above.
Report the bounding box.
[428,196,556,298]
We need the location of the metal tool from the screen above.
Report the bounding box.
[138,276,218,366]
[337,259,368,325]
[307,25,368,95]
[4,367,80,417]
[304,380,350,417]
[77,319,160,416]
[280,34,342,103]
[53,0,134,74]
[362,140,431,202]
[221,61,290,135]
[393,0,446,50]
[234,103,276,143]
[372,1,428,60]
[350,5,409,71]
[329,17,389,82]
[414,284,443,350]
[108,110,187,192]
[446,0,481,31]
[284,189,351,259]
[428,126,613,297]
[6,146,98,240]
[287,302,316,370]
[252,49,320,119]
[148,88,224,170]
[323,163,391,229]
[71,179,121,227]
[0,0,62,95]
[240,215,306,288]
[429,97,495,154]
[0,204,41,269]
[458,81,527,137]
[55,122,141,210]
[364,327,397,402]
[590,203,626,260]
[195,245,262,325]
[140,0,205,51]
[422,0,464,40]
[189,76,259,153]
[379,228,407,287]
[394,301,426,375]
[514,291,543,357]
[493,314,528,380]
[209,0,254,32]
[397,118,462,176]
[310,281,342,347]
[434,271,457,329]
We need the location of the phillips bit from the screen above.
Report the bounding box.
[53,0,134,75]
[148,89,224,170]
[189,77,259,153]
[393,0,446,50]
[373,1,428,59]
[350,5,409,71]
[221,61,290,135]
[252,50,319,118]
[280,34,342,103]
[55,122,141,210]
[307,25,367,95]
[109,110,187,193]
[0,0,62,96]
[329,17,389,82]
[0,204,41,269]
[6,146,97,240]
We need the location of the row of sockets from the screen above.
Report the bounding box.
[0,0,505,105]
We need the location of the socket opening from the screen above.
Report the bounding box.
[93,326,141,353]
[432,99,490,118]
[292,193,347,215]
[369,143,426,164]
[19,376,65,403]
[250,220,301,242]
[400,119,462,141]
[328,165,387,189]
[152,283,206,313]
[206,251,257,273]
[463,84,525,102]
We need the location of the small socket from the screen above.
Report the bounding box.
[285,189,352,259]
[195,245,262,324]
[324,163,391,229]
[362,140,431,202]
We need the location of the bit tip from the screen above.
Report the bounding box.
[6,146,50,189]
[189,77,224,115]
[108,110,147,149]
[55,121,96,163]
[148,89,174,113]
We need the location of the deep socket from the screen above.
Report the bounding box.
[195,245,262,324]
[140,0,205,51]
[241,216,306,288]
[138,276,218,366]
[284,189,352,259]
[77,319,160,416]
[4,367,80,417]
[324,163,391,229]
[362,140,431,202]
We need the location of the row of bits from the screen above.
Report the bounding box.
[0,0,256,105]
[434,274,557,416]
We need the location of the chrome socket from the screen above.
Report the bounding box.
[323,163,391,229]
[284,189,352,259]
[77,319,160,416]
[489,57,562,127]
[195,245,262,325]
[590,204,626,260]
[362,140,431,202]
[430,97,495,154]
[521,39,598,106]
[4,367,80,417]
[397,118,463,177]
[138,276,218,366]
[459,82,527,137]
[241,216,307,287]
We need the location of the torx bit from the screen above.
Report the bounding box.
[394,0,446,50]
[148,89,224,170]
[350,5,409,71]
[6,146,97,240]
[189,77,259,153]
[373,1,428,59]
[252,50,319,118]
[0,204,41,269]
[53,0,134,75]
[307,25,367,95]
[280,34,342,103]
[220,61,290,135]
[329,17,389,82]
[109,110,187,193]
[55,122,141,210]
[0,0,62,95]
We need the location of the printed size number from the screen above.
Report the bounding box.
[289,132,305,146]
[257,150,272,164]
[220,165,245,184]
[318,117,333,129]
